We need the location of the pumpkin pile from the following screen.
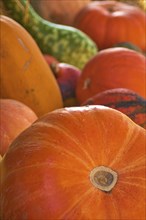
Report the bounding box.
[0,0,146,219]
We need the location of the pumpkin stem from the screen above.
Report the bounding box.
[90,166,118,192]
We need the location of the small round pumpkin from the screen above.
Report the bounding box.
[74,0,146,52]
[82,88,146,129]
[1,105,145,219]
[76,47,146,103]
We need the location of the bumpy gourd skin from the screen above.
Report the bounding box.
[3,0,98,69]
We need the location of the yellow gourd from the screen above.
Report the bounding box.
[0,15,63,117]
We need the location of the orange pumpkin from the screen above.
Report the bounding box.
[1,105,145,219]
[0,98,38,156]
[76,47,146,104]
[74,0,146,52]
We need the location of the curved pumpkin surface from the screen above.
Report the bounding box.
[1,105,145,220]
[76,47,146,103]
[82,88,146,129]
[0,98,38,156]
[74,0,146,52]
[0,15,63,117]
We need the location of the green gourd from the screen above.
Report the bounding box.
[3,0,97,69]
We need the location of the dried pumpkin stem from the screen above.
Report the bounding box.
[90,166,118,192]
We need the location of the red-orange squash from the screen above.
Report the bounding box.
[76,47,146,104]
[0,98,38,156]
[0,105,146,219]
[82,88,146,129]
[74,0,146,52]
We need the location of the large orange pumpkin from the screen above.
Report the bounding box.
[1,105,145,219]
[76,47,146,104]
[74,0,146,52]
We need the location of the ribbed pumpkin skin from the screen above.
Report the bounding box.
[0,15,63,117]
[76,47,146,104]
[1,106,145,220]
[82,88,146,128]
[74,0,146,52]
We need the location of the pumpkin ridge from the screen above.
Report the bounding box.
[109,123,138,167]
[120,176,146,189]
[107,193,121,219]
[123,176,145,181]
[111,179,145,218]
[58,187,95,219]
[118,180,146,189]
[43,139,92,171]
[115,187,137,206]
[4,141,91,180]
[119,165,145,176]
[119,155,145,175]
[1,161,55,182]
[11,120,94,170]
[43,121,96,169]
[40,112,97,168]
[2,161,89,183]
